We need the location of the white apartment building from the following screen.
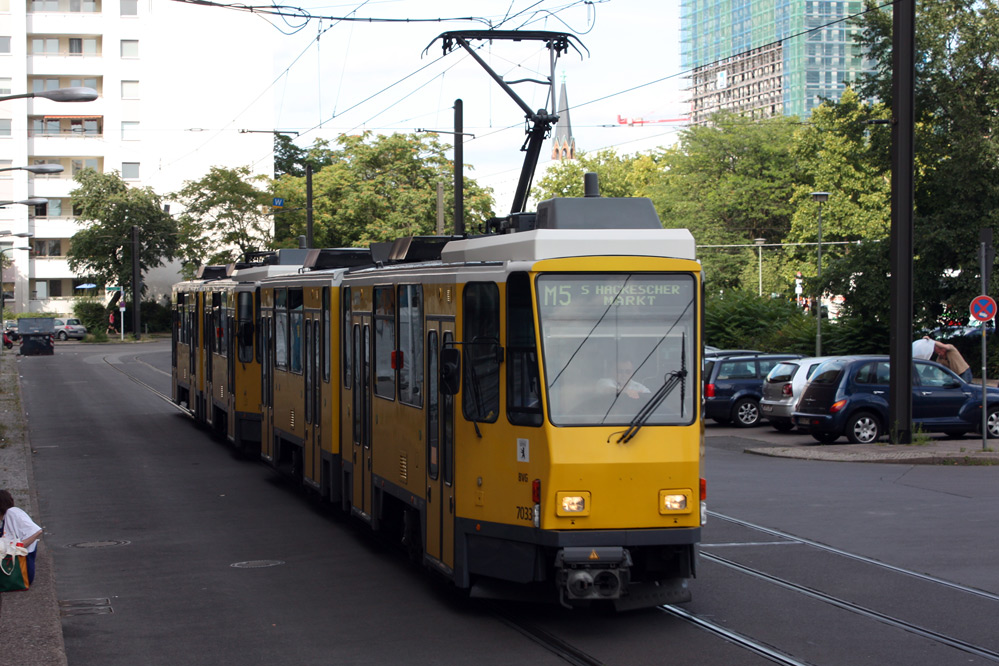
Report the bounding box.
[0,0,275,316]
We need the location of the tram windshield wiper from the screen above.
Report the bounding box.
[616,368,687,444]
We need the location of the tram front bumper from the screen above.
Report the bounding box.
[555,546,632,602]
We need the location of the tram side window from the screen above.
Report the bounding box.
[275,288,288,370]
[237,291,253,363]
[322,287,330,383]
[398,284,424,407]
[342,287,351,389]
[462,282,500,423]
[289,288,303,374]
[373,286,396,399]
[218,301,227,358]
[507,273,542,426]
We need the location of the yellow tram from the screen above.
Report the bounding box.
[172,184,705,610]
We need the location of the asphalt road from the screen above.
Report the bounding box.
[19,341,999,665]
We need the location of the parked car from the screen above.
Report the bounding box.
[703,353,804,427]
[760,356,838,432]
[794,355,999,444]
[52,318,87,340]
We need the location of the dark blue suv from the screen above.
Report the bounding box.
[703,353,804,427]
[794,355,999,443]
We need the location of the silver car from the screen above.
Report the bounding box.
[760,356,838,431]
[52,318,87,340]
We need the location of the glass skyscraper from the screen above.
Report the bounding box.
[681,0,874,122]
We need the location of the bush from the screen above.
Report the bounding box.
[73,300,107,335]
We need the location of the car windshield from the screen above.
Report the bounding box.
[810,360,845,384]
[767,362,798,383]
[537,273,696,426]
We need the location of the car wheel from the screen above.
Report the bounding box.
[771,420,795,433]
[846,412,881,444]
[732,398,761,427]
[812,432,839,444]
[986,407,999,439]
[57,331,67,341]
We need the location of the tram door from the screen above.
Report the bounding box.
[425,323,456,570]
[350,317,373,520]
[303,316,322,485]
[261,314,274,462]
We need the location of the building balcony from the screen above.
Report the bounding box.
[26,54,103,78]
[28,133,105,159]
[28,255,73,280]
[26,11,105,37]
[27,175,77,200]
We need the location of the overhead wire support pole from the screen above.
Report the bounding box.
[888,0,915,445]
[427,30,587,214]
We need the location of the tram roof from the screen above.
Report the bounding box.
[439,228,696,264]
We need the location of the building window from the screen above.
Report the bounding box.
[0,36,10,54]
[121,121,139,141]
[121,0,137,15]
[121,162,139,179]
[31,0,57,9]
[68,38,96,55]
[32,239,62,256]
[0,78,9,95]
[70,0,99,12]
[0,120,10,137]
[121,80,139,99]
[32,78,58,93]
[49,280,63,298]
[71,158,98,175]
[69,77,98,90]
[31,38,58,54]
[121,40,138,58]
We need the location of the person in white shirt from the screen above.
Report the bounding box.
[597,360,651,400]
[0,489,42,585]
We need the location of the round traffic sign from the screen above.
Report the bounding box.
[970,295,997,322]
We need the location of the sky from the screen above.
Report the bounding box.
[223,0,690,212]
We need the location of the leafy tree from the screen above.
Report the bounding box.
[171,166,273,275]
[531,149,654,201]
[855,0,999,328]
[275,133,306,178]
[649,112,804,292]
[67,169,179,300]
[271,132,494,247]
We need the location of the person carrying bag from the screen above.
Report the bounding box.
[0,489,42,590]
[0,538,30,592]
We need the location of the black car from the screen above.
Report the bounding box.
[703,353,804,427]
[794,355,999,443]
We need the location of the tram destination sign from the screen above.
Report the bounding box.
[539,276,692,311]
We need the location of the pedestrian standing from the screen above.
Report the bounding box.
[0,489,42,585]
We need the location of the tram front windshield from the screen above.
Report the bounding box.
[537,273,696,427]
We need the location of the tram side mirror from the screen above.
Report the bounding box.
[440,348,461,395]
[238,321,254,346]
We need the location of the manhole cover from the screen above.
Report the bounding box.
[230,560,285,569]
[59,598,113,616]
[67,540,131,549]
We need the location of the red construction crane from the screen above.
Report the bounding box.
[616,114,688,126]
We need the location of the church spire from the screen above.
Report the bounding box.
[551,79,575,161]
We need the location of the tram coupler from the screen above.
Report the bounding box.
[555,546,632,607]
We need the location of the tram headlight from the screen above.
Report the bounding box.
[659,489,693,514]
[556,492,591,516]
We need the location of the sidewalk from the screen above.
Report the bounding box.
[711,420,999,465]
[0,350,68,666]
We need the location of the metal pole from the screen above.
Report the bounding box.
[758,245,763,297]
[305,164,314,248]
[816,202,823,357]
[982,241,988,451]
[888,0,915,445]
[131,225,141,341]
[454,99,464,236]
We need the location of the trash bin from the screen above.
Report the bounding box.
[17,318,55,356]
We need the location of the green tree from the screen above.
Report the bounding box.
[271,132,494,247]
[531,149,654,201]
[649,112,804,292]
[855,0,999,328]
[67,169,179,299]
[172,166,273,275]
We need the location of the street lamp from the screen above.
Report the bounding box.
[0,198,47,208]
[0,87,98,103]
[0,164,64,175]
[811,192,830,356]
[754,238,766,296]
